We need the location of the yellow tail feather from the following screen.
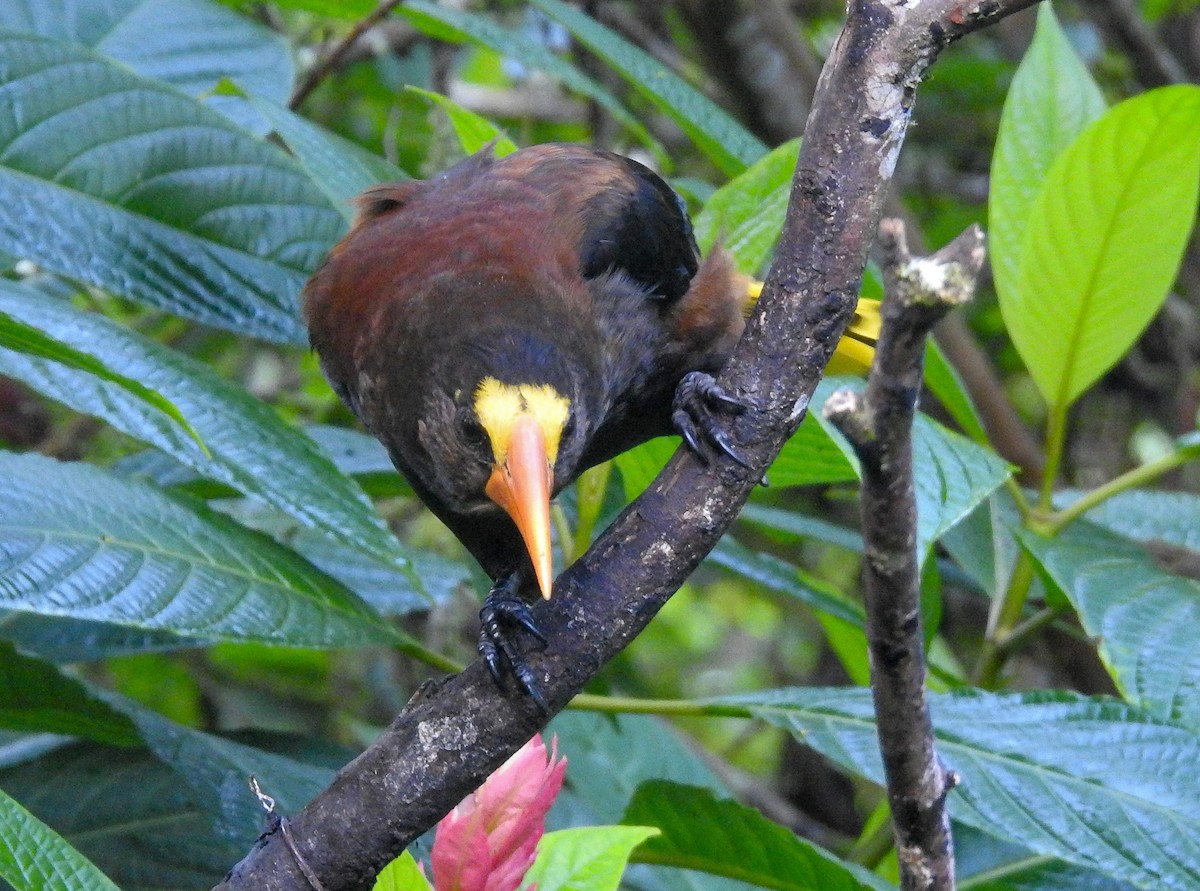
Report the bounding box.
[745,280,879,375]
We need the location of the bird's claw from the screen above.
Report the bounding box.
[672,371,752,468]
[478,575,549,711]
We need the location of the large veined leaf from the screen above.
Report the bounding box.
[1057,488,1200,552]
[0,452,396,649]
[0,742,241,891]
[399,0,663,164]
[693,138,800,274]
[0,280,415,576]
[0,643,139,746]
[0,32,343,342]
[1019,522,1200,731]
[524,826,660,891]
[911,414,1012,560]
[0,0,293,127]
[251,96,406,221]
[103,692,335,844]
[0,782,121,891]
[988,3,1106,302]
[1004,85,1200,408]
[529,0,767,176]
[622,782,891,891]
[728,687,1200,891]
[955,823,1138,891]
[0,303,202,449]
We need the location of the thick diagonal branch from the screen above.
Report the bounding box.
[825,220,986,891]
[215,2,1039,889]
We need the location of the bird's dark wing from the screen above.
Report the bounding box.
[574,152,700,303]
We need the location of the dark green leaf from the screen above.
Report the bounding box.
[400,0,664,164]
[0,451,396,648]
[0,0,294,131]
[102,693,335,844]
[923,340,988,444]
[1019,522,1200,729]
[0,742,240,891]
[0,643,139,746]
[729,687,1200,891]
[623,782,890,891]
[0,781,120,891]
[911,414,1012,560]
[707,539,865,628]
[0,305,204,451]
[0,281,414,576]
[252,97,407,222]
[0,33,342,342]
[529,0,766,175]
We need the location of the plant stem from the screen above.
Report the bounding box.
[567,692,751,719]
[1038,401,1069,511]
[1046,445,1199,533]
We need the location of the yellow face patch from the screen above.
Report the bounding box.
[473,377,571,466]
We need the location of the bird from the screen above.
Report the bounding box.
[303,142,879,704]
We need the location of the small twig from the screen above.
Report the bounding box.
[825,219,986,891]
[289,0,408,110]
[1087,0,1188,87]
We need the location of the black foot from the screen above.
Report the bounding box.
[478,573,549,711]
[672,371,752,468]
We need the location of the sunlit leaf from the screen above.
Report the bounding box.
[989,3,1106,302]
[405,86,519,156]
[0,783,121,891]
[1004,85,1200,408]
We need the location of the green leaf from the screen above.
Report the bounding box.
[102,693,335,844]
[0,33,343,342]
[614,396,858,502]
[956,824,1138,891]
[0,281,415,576]
[0,782,121,891]
[373,851,431,891]
[707,538,866,628]
[400,0,664,164]
[529,0,766,175]
[1019,522,1200,730]
[1056,488,1200,552]
[0,643,139,746]
[405,86,519,156]
[923,339,988,444]
[255,0,375,16]
[729,687,1200,891]
[547,711,728,827]
[912,414,1012,560]
[0,741,242,890]
[1004,85,1200,408]
[0,305,205,452]
[525,826,660,891]
[989,3,1106,303]
[251,97,407,222]
[0,0,294,132]
[694,138,800,274]
[0,451,396,648]
[623,781,890,891]
[737,505,864,553]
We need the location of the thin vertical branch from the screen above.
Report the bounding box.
[825,220,986,891]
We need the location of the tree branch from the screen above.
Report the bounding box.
[214,1,1041,888]
[826,219,985,891]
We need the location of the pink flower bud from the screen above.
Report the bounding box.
[430,733,567,891]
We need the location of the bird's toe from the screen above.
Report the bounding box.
[672,371,752,468]
[478,577,549,710]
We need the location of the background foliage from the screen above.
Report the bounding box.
[0,1,1198,889]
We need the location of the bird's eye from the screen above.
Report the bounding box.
[457,411,489,449]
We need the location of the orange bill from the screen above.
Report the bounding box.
[484,415,555,599]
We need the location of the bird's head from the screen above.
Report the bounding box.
[412,343,595,601]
